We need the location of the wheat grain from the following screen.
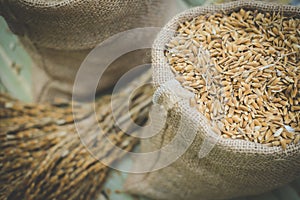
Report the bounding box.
[165,8,300,149]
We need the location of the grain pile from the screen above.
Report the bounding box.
[126,2,300,200]
[165,8,300,149]
[0,72,153,200]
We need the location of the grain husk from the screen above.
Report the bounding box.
[0,71,153,200]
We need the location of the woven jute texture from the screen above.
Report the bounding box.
[0,0,185,102]
[126,1,300,200]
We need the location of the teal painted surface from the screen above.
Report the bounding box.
[0,16,32,102]
[184,0,210,6]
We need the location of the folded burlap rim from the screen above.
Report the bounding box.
[152,0,300,162]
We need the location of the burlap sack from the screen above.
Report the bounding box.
[0,0,186,102]
[126,1,300,200]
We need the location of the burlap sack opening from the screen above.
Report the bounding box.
[0,0,186,102]
[126,1,300,200]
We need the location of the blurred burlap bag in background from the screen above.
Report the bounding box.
[126,1,300,200]
[0,0,185,102]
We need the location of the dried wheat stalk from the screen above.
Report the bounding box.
[0,71,153,200]
[166,9,300,149]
